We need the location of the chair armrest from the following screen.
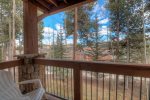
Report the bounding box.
[18,79,43,88]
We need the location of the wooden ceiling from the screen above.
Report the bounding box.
[30,0,95,13]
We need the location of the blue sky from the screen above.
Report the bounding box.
[42,0,110,44]
[43,12,64,29]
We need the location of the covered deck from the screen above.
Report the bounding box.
[0,0,150,100]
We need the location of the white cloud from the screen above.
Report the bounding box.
[43,27,57,38]
[99,18,109,24]
[100,5,106,12]
[93,2,106,13]
[66,38,73,44]
[43,27,56,33]
[43,27,57,44]
[99,25,109,35]
[42,23,67,45]
[55,23,65,34]
[55,23,62,30]
[92,1,107,20]
[102,26,107,28]
[93,3,101,13]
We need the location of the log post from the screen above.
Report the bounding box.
[23,0,38,54]
[20,0,44,93]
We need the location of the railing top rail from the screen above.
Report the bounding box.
[0,60,23,70]
[34,58,150,77]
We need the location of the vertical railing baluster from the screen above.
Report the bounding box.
[14,67,16,82]
[109,74,111,100]
[53,66,55,95]
[116,75,118,100]
[63,68,65,98]
[102,73,104,100]
[73,69,74,100]
[50,66,52,93]
[91,72,93,100]
[149,79,150,100]
[56,67,58,95]
[70,69,73,100]
[96,72,98,100]
[86,71,87,100]
[131,76,134,100]
[59,67,61,97]
[123,75,126,100]
[49,66,52,93]
[148,78,150,100]
[140,77,142,100]
[46,66,49,92]
[67,68,69,99]
[44,65,46,90]
[68,69,70,99]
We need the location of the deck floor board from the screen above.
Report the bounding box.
[44,94,62,100]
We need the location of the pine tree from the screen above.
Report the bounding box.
[84,14,101,61]
[64,3,94,60]
[107,0,147,63]
[53,29,65,59]
[38,21,44,49]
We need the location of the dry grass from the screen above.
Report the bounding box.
[45,74,149,100]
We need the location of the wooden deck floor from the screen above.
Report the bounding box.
[44,94,61,100]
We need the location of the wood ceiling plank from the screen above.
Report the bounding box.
[64,0,68,3]
[38,0,95,21]
[47,0,58,7]
[34,2,49,12]
[36,0,51,10]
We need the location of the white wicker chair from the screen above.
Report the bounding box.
[0,70,45,100]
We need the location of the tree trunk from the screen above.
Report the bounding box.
[12,0,16,58]
[52,29,55,58]
[9,17,12,60]
[142,0,147,64]
[73,7,78,60]
[116,0,120,62]
[109,28,115,62]
[1,43,4,61]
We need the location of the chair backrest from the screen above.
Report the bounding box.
[0,70,24,100]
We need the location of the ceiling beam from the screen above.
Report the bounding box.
[36,0,51,10]
[64,0,68,3]
[38,0,95,21]
[47,0,58,7]
[31,1,49,13]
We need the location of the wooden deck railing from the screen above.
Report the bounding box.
[0,60,22,70]
[0,59,150,100]
[0,60,23,82]
[34,58,150,100]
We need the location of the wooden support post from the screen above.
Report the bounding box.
[73,66,81,100]
[21,0,45,93]
[23,0,38,54]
